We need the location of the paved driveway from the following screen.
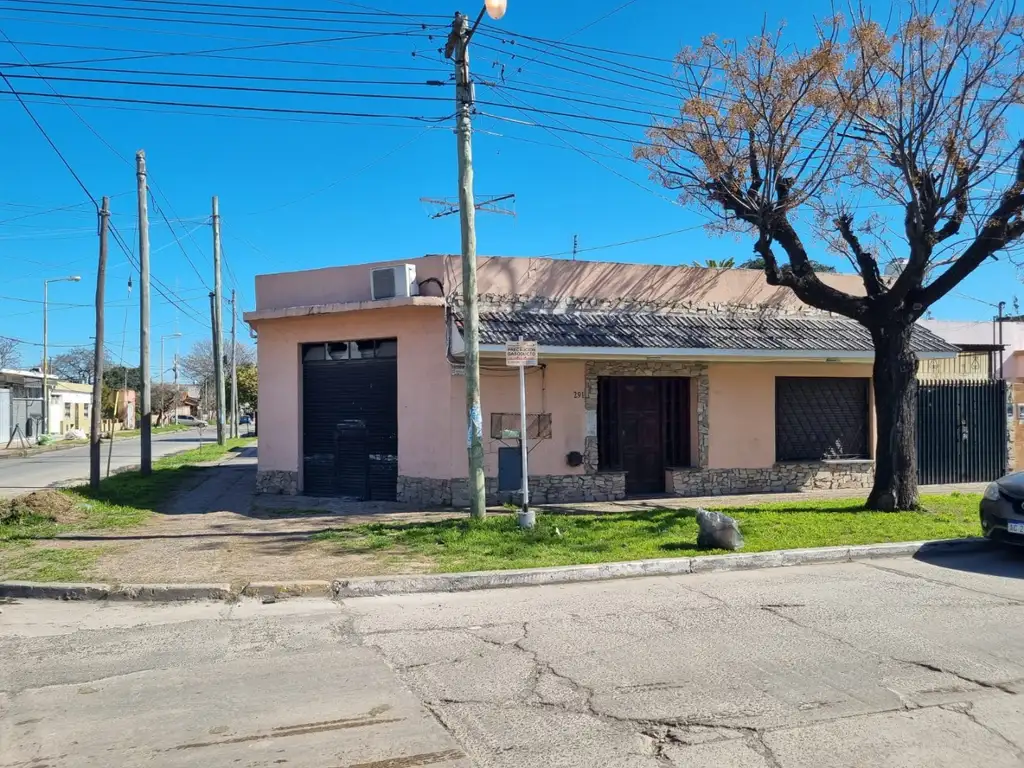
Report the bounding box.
[2,550,1024,767]
[0,429,211,497]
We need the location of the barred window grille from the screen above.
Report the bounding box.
[775,377,869,461]
[490,412,553,440]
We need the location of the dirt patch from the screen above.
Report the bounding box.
[2,490,86,525]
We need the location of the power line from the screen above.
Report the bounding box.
[0,87,456,122]
[0,3,447,37]
[0,37,450,73]
[6,61,451,88]
[1,70,456,103]
[4,0,448,25]
[534,223,709,259]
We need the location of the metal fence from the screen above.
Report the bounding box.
[917,380,1008,485]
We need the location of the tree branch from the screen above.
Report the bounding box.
[835,213,885,296]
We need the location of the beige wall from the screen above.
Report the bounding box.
[706,362,874,469]
[256,305,451,482]
[448,360,588,478]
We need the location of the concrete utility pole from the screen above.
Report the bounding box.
[230,289,238,439]
[137,150,153,474]
[211,196,226,446]
[446,10,486,519]
[90,197,109,489]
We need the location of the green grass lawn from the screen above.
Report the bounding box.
[314,493,984,573]
[0,437,255,544]
[113,423,192,439]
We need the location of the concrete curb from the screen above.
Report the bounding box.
[331,537,991,598]
[0,538,991,602]
[241,581,333,599]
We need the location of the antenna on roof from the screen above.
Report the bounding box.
[420,193,516,220]
[572,234,579,261]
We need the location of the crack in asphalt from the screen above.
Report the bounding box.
[942,702,1024,762]
[859,562,1024,606]
[350,596,1024,766]
[895,659,1019,695]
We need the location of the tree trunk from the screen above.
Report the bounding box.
[867,322,919,511]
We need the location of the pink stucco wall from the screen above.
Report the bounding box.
[255,305,451,481]
[255,254,866,314]
[255,256,447,311]
[706,362,875,468]
[447,360,588,478]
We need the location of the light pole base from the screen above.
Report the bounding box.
[517,506,535,530]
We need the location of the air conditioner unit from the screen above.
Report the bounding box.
[370,264,418,301]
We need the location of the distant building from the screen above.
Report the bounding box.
[52,381,93,434]
[920,318,1024,380]
[0,367,47,442]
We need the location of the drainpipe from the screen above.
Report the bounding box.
[998,301,1006,380]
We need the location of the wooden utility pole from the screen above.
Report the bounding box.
[211,196,226,446]
[230,288,238,439]
[90,197,109,489]
[137,151,153,474]
[446,11,486,519]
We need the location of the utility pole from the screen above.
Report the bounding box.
[446,11,486,519]
[90,197,109,489]
[211,196,226,446]
[137,150,153,474]
[230,289,238,439]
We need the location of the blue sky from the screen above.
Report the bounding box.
[0,0,1015,379]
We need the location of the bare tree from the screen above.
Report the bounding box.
[0,337,21,369]
[49,346,97,383]
[180,339,255,386]
[637,1,1024,509]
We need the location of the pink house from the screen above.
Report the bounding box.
[244,255,956,505]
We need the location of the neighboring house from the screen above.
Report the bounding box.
[245,256,957,505]
[52,381,93,434]
[0,367,48,443]
[920,318,1024,380]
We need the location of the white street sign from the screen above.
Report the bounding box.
[505,340,537,367]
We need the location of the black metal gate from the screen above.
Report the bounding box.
[917,380,1007,485]
[301,339,398,500]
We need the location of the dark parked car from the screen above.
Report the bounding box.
[980,473,1024,545]
[239,415,252,425]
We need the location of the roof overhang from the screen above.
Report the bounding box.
[244,295,445,324]
[477,344,955,362]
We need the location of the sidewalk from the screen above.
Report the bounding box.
[8,448,988,587]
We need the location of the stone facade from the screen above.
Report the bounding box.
[428,472,627,508]
[665,461,875,497]
[396,476,452,507]
[255,470,299,495]
[583,359,710,471]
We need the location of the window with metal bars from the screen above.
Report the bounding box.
[775,377,870,461]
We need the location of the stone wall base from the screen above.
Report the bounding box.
[666,461,874,497]
[399,473,627,507]
[256,470,299,495]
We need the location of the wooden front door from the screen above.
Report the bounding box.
[598,376,691,496]
[618,378,665,494]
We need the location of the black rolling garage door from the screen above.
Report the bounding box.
[302,338,398,500]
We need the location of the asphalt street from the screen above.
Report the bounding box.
[3,548,1024,767]
[0,429,212,497]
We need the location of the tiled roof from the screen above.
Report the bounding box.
[473,310,957,354]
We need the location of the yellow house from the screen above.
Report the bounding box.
[52,381,93,435]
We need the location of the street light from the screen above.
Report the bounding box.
[42,275,81,437]
[160,332,183,423]
[484,0,507,19]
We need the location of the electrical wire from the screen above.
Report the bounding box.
[0,87,456,122]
